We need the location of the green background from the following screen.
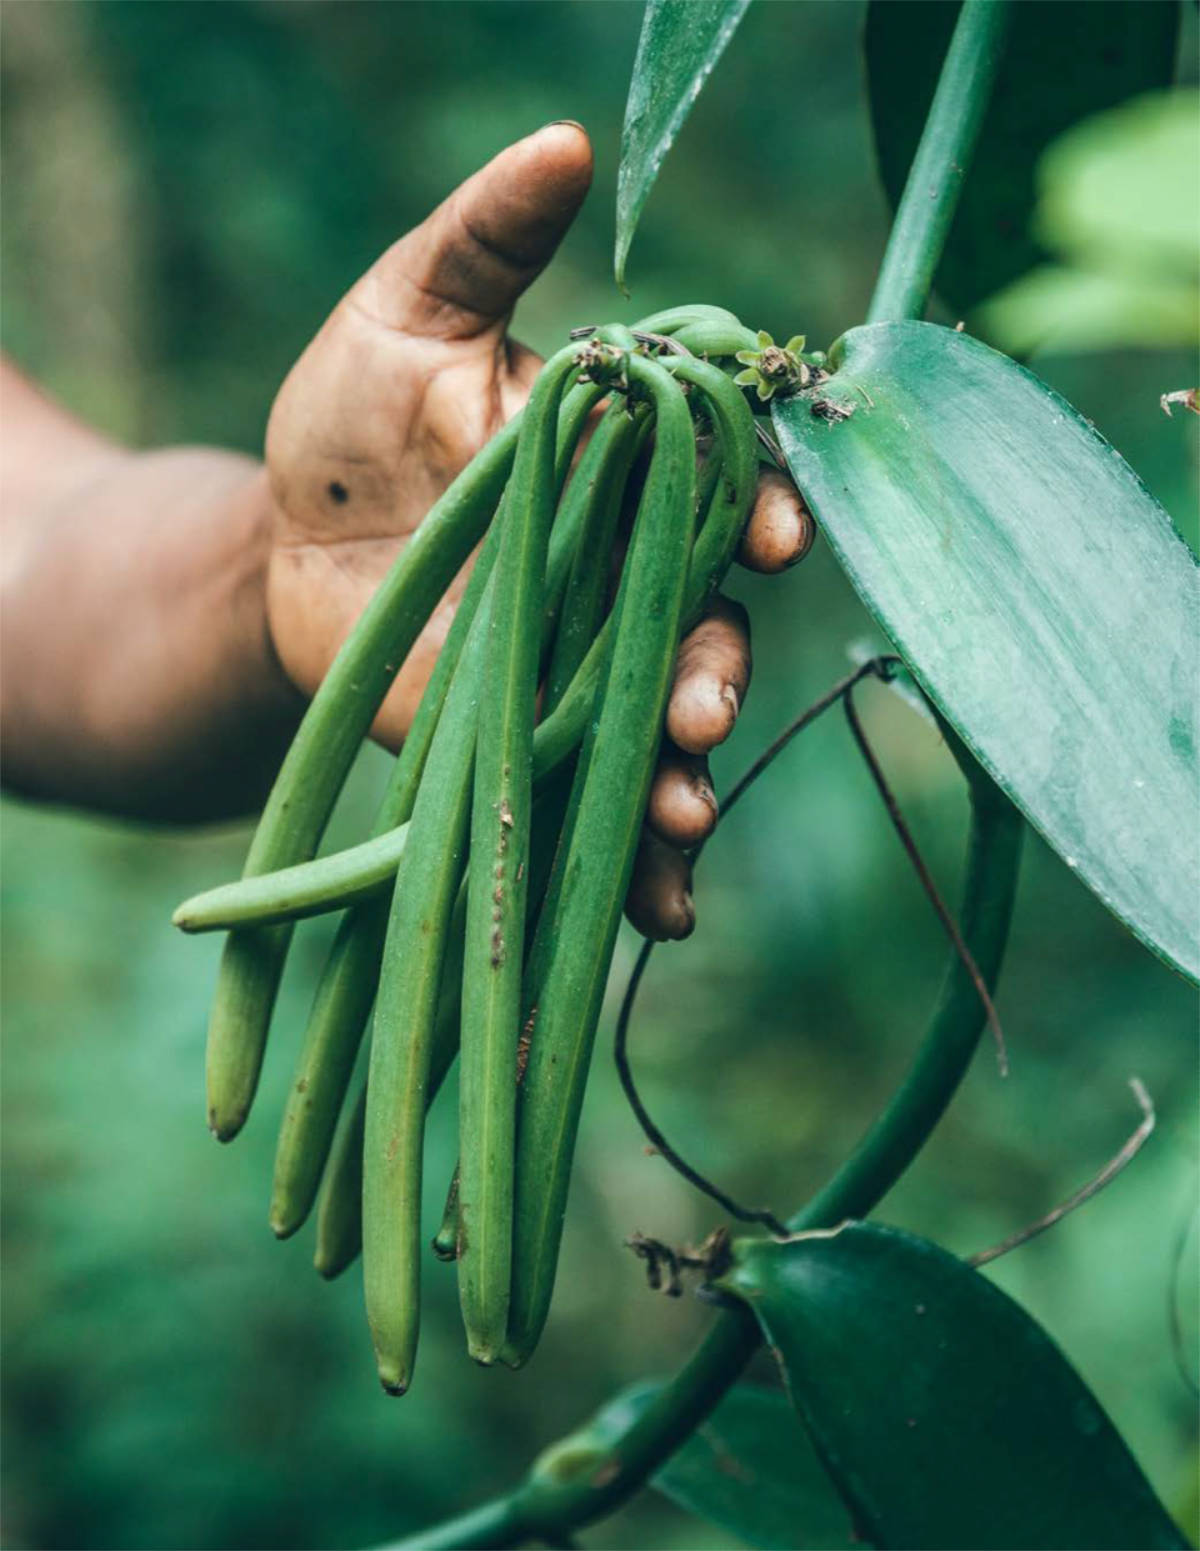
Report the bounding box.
[2,3,1196,1547]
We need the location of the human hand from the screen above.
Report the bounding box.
[264,123,814,937]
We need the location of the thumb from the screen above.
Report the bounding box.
[360,122,594,340]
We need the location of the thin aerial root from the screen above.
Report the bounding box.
[843,686,1010,1075]
[969,1078,1156,1268]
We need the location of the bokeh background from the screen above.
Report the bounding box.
[2,4,1197,1548]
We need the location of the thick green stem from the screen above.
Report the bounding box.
[866,0,1011,325]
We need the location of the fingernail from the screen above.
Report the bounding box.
[668,673,739,754]
[545,119,586,132]
[784,509,817,568]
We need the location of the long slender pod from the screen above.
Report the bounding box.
[503,351,699,1367]
[270,895,388,1238]
[175,353,759,935]
[359,657,479,1383]
[312,1078,367,1282]
[314,876,469,1281]
[457,347,583,1363]
[365,348,582,1394]
[270,390,615,1239]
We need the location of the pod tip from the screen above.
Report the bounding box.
[313,1253,345,1281]
[206,1106,245,1144]
[269,1210,302,1242]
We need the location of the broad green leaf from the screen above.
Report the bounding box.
[615,0,750,289]
[773,322,1199,983]
[544,1382,856,1549]
[718,1225,1189,1551]
[865,1,1179,316]
[654,1385,858,1550]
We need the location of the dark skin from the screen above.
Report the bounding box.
[1,124,813,934]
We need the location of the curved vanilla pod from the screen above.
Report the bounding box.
[313,876,469,1282]
[670,318,760,357]
[359,623,480,1389]
[504,351,698,1367]
[364,345,581,1395]
[312,1077,367,1281]
[457,345,592,1364]
[175,359,759,935]
[632,304,743,335]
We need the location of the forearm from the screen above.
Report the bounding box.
[2,366,302,822]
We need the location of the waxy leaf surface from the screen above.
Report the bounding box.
[655,1385,857,1549]
[773,322,1199,982]
[866,0,1179,315]
[615,0,750,288]
[719,1224,1188,1550]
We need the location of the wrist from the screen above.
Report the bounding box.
[227,464,305,724]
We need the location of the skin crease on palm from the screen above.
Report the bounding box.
[0,123,815,937]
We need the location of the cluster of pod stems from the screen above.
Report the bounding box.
[177,304,771,1393]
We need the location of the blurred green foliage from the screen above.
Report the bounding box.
[2,4,1197,1549]
[979,88,1200,353]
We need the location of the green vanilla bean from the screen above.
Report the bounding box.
[269,390,605,1240]
[312,1078,367,1282]
[314,877,469,1281]
[669,319,760,357]
[361,619,482,1390]
[458,345,583,1364]
[503,351,699,1367]
[174,354,759,935]
[364,346,581,1396]
[631,304,743,335]
[270,894,389,1239]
